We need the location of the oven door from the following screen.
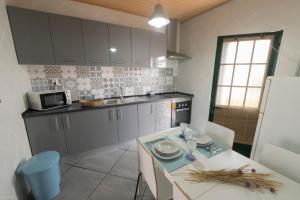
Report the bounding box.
[40,92,67,110]
[174,108,191,127]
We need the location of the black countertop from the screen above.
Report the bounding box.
[22,92,193,118]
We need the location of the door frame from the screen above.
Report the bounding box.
[208,30,283,121]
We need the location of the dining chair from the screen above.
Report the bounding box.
[134,139,173,200]
[258,143,300,183]
[173,182,190,200]
[205,121,235,148]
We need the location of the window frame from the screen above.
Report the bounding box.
[209,30,283,121]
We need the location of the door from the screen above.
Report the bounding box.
[63,109,118,154]
[117,105,138,143]
[82,20,110,66]
[138,103,155,136]
[209,31,283,156]
[7,6,54,65]
[24,115,67,155]
[108,24,131,67]
[132,28,150,67]
[49,14,85,65]
[155,100,171,132]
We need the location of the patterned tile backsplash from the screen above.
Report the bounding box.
[28,64,177,101]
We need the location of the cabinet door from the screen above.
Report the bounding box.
[155,100,171,132]
[108,24,131,67]
[150,32,167,59]
[132,28,150,68]
[82,20,110,66]
[7,6,54,65]
[49,14,85,65]
[63,109,118,154]
[24,115,67,156]
[138,103,156,136]
[117,105,138,143]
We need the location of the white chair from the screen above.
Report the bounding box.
[205,121,235,149]
[134,139,173,200]
[258,143,300,183]
[173,182,190,200]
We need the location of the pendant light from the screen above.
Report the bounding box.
[148,0,170,28]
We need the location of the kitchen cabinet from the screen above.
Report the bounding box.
[49,14,85,65]
[108,24,132,67]
[7,6,167,67]
[7,6,54,65]
[24,115,68,155]
[117,105,139,142]
[63,108,118,154]
[82,20,110,66]
[150,31,167,59]
[131,28,150,67]
[155,100,171,132]
[138,103,156,136]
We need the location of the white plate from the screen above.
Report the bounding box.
[195,135,213,145]
[153,140,180,156]
[151,145,182,160]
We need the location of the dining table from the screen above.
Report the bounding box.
[137,127,300,200]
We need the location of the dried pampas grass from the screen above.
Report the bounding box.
[179,164,282,193]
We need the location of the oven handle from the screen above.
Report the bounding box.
[176,108,190,112]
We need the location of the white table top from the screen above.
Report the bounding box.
[138,127,300,200]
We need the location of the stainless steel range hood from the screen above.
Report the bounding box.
[166,19,191,60]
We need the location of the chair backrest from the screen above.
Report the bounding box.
[258,143,300,183]
[137,139,173,200]
[137,140,157,198]
[173,182,190,200]
[205,121,235,148]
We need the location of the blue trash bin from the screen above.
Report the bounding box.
[16,151,61,200]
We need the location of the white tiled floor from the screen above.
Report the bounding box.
[56,140,155,200]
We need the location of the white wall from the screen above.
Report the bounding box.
[0,0,158,199]
[0,0,32,199]
[177,0,300,130]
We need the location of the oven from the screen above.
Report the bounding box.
[171,99,192,127]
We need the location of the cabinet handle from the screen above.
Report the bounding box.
[109,110,113,121]
[117,109,122,120]
[55,117,59,131]
[151,104,153,114]
[66,115,70,129]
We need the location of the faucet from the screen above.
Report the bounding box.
[118,86,124,102]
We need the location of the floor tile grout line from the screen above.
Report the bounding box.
[86,173,109,200]
[67,163,140,182]
[66,164,108,174]
[107,172,139,182]
[86,150,128,200]
[106,150,127,175]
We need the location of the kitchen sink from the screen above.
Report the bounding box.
[102,96,147,105]
[103,98,123,105]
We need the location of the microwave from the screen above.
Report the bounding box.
[27,90,72,111]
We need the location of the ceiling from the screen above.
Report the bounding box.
[73,0,231,22]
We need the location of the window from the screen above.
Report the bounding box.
[215,36,273,109]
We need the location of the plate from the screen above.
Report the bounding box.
[151,145,182,160]
[195,135,213,146]
[153,140,181,156]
